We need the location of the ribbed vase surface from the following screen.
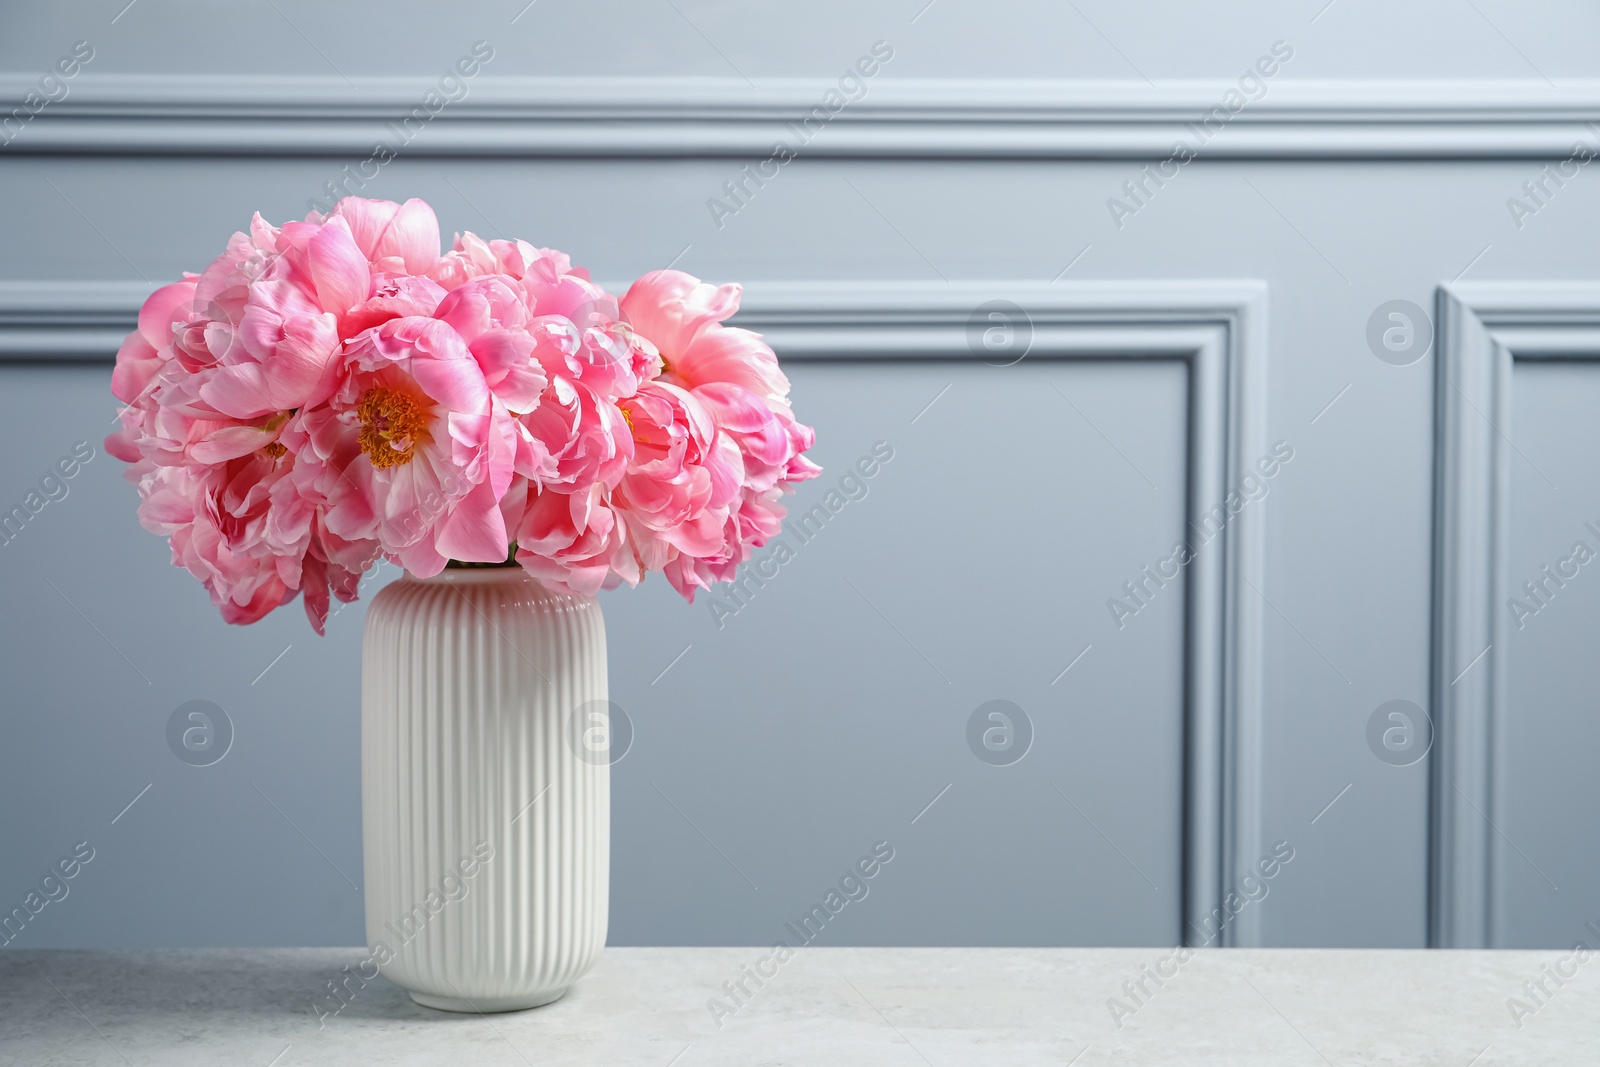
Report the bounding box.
[361,567,609,1012]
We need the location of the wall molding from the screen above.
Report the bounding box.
[744,280,1268,946]
[0,277,1268,946]
[3,75,1599,159]
[1431,281,1600,948]
[0,281,149,361]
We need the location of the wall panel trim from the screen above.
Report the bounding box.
[745,281,1269,946]
[1431,281,1600,948]
[0,281,151,361]
[2,75,1598,158]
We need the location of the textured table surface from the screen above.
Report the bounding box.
[1,946,1594,1065]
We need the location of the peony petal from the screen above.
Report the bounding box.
[111,332,161,404]
[137,280,198,346]
[300,554,331,635]
[379,198,442,275]
[434,479,510,563]
[199,364,276,419]
[619,270,740,358]
[392,537,448,578]
[219,577,295,626]
[260,311,340,410]
[188,424,275,465]
[471,329,545,410]
[104,427,142,463]
[307,216,371,319]
[411,326,491,413]
[331,197,400,259]
[694,381,773,433]
[433,285,490,342]
[674,327,789,405]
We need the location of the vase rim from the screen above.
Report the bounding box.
[405,566,536,585]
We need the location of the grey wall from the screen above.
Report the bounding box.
[2,0,1598,951]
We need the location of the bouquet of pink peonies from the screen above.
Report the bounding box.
[107,197,819,633]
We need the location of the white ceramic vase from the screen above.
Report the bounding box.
[360,566,609,1012]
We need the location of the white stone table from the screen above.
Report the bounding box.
[2,946,1593,1064]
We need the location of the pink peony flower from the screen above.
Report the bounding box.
[693,382,819,492]
[612,380,742,569]
[620,270,792,409]
[292,315,512,577]
[131,445,378,633]
[197,207,434,421]
[432,276,548,413]
[330,197,442,276]
[110,199,819,630]
[518,376,632,494]
[513,483,634,598]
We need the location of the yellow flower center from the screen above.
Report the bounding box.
[357,386,427,469]
[260,411,292,458]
